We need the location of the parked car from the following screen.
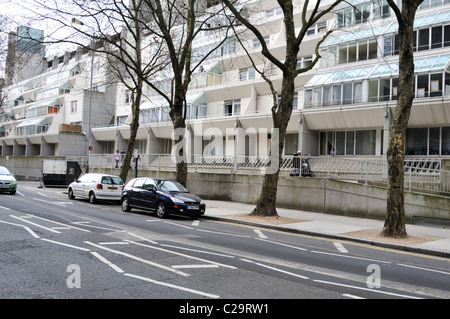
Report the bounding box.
[121,177,206,218]
[0,166,17,195]
[68,173,124,204]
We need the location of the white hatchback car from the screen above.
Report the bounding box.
[67,173,124,204]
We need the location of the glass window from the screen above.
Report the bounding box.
[332,85,341,105]
[444,25,450,47]
[335,131,345,155]
[369,80,378,102]
[429,127,440,155]
[346,131,355,155]
[304,90,313,107]
[417,74,429,97]
[323,86,332,106]
[369,39,378,59]
[442,126,450,155]
[353,82,362,103]
[358,40,368,61]
[313,88,322,107]
[380,78,391,101]
[384,35,393,56]
[432,26,443,49]
[343,83,352,104]
[348,43,357,63]
[418,28,430,51]
[430,73,442,97]
[407,128,428,155]
[338,44,347,64]
[356,130,376,155]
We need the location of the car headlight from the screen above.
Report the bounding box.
[170,196,184,204]
[200,199,205,205]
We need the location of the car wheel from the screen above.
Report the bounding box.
[121,197,131,212]
[89,192,97,204]
[68,188,75,199]
[10,190,16,195]
[155,202,168,218]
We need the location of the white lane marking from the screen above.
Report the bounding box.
[172,264,219,269]
[125,240,237,269]
[24,214,91,232]
[0,206,10,210]
[163,221,194,230]
[196,228,251,238]
[334,242,348,253]
[254,229,268,239]
[33,198,73,206]
[9,215,61,233]
[397,264,450,276]
[256,238,307,251]
[241,258,309,280]
[314,280,422,299]
[41,238,91,252]
[72,222,122,232]
[160,244,235,258]
[84,241,190,277]
[192,220,200,226]
[343,293,365,299]
[0,220,40,238]
[311,250,391,264]
[124,273,219,299]
[127,232,159,244]
[91,252,124,273]
[99,242,129,245]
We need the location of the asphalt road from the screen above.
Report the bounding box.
[0,182,449,306]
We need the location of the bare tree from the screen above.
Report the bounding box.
[382,0,423,238]
[222,0,343,216]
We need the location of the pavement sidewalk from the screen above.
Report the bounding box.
[202,200,450,258]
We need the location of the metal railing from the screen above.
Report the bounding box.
[88,153,449,195]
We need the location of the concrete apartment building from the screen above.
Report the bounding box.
[1,0,449,171]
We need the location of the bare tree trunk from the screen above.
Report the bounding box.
[120,88,142,183]
[382,0,422,238]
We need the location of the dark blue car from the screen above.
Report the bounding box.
[121,177,205,218]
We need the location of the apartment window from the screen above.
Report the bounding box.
[224,99,240,116]
[354,3,371,24]
[71,101,77,113]
[373,0,391,20]
[239,67,255,81]
[356,130,376,155]
[319,130,376,156]
[297,56,313,70]
[418,28,430,51]
[266,7,283,18]
[125,90,131,104]
[307,23,327,36]
[328,39,377,65]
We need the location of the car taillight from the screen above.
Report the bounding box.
[97,184,103,189]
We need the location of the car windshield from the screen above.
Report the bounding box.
[0,167,11,175]
[156,180,188,193]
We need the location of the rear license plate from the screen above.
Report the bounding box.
[188,205,199,210]
[108,186,118,190]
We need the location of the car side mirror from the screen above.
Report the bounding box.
[146,186,156,192]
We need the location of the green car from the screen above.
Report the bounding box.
[0,166,17,195]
